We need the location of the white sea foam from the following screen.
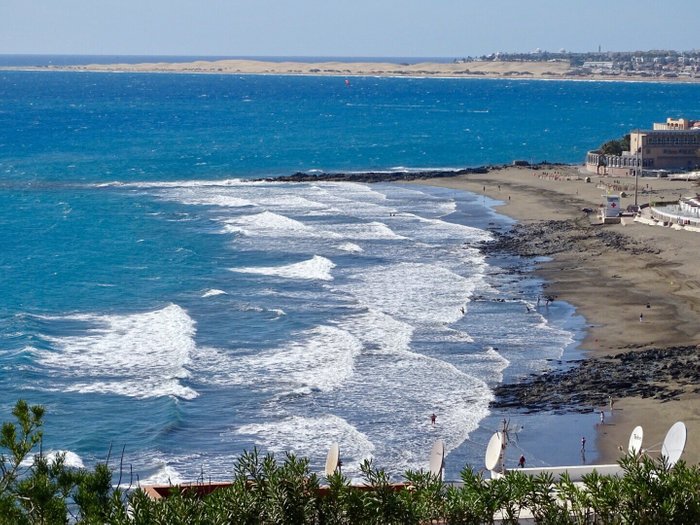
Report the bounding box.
[431,326,475,344]
[306,183,395,217]
[94,179,247,189]
[322,182,389,201]
[409,215,492,243]
[202,288,227,298]
[34,304,198,399]
[235,414,375,473]
[21,450,85,469]
[193,325,361,393]
[325,307,497,475]
[339,262,480,325]
[180,194,253,208]
[221,211,339,239]
[49,450,85,469]
[336,309,414,356]
[336,342,492,475]
[79,178,563,478]
[336,242,363,253]
[438,200,458,216]
[140,462,186,486]
[230,255,335,281]
[251,326,361,392]
[256,195,329,212]
[464,347,511,384]
[325,221,406,240]
[373,185,458,217]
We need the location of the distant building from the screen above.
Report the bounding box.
[652,117,700,130]
[582,61,614,71]
[586,118,700,176]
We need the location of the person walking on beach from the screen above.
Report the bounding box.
[639,313,644,322]
[431,413,437,426]
[608,395,614,413]
[518,455,526,468]
[599,410,605,424]
[581,436,586,452]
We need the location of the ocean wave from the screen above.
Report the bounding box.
[464,347,511,385]
[92,178,247,189]
[234,414,375,476]
[255,194,330,212]
[409,215,493,243]
[20,450,85,469]
[193,325,361,393]
[230,255,336,281]
[339,262,481,325]
[323,339,492,476]
[335,309,414,356]
[202,288,227,298]
[324,220,406,240]
[336,242,363,253]
[323,307,497,475]
[139,461,186,486]
[221,211,340,239]
[33,304,198,400]
[180,194,253,207]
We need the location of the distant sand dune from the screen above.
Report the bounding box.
[8,59,698,82]
[31,59,572,78]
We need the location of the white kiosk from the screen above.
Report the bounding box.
[600,194,622,223]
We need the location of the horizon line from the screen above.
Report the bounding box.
[2,49,700,59]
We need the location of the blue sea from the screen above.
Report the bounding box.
[1,68,699,483]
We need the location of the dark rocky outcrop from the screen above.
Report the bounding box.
[492,345,700,413]
[257,162,570,184]
[481,219,660,257]
[264,167,488,183]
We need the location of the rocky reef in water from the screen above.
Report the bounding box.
[259,162,569,184]
[263,167,488,183]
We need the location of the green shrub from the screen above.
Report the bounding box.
[3,399,700,524]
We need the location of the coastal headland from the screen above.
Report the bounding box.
[9,58,700,83]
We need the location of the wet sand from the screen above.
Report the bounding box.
[413,166,700,465]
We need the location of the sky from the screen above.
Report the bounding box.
[1,0,700,57]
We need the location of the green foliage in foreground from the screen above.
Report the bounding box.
[3,400,700,524]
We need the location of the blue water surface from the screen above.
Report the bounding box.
[0,72,698,481]
[2,71,700,183]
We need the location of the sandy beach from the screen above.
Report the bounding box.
[413,166,700,466]
[10,58,700,83]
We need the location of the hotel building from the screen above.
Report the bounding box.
[586,118,700,176]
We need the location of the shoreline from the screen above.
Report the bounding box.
[4,58,700,84]
[405,165,700,466]
[259,164,700,466]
